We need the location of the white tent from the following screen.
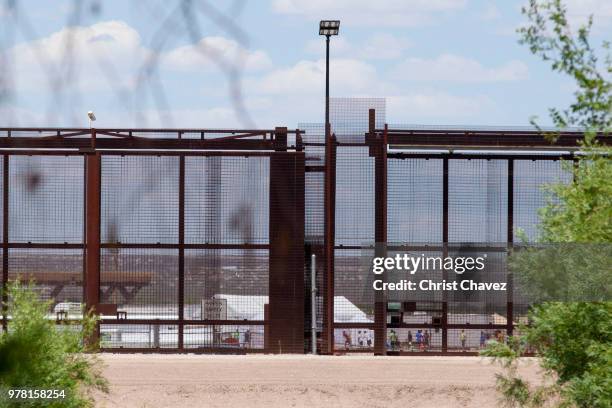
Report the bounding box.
[213,294,372,323]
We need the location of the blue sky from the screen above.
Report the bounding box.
[0,0,610,128]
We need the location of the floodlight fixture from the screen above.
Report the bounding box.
[319,20,340,36]
[87,111,96,129]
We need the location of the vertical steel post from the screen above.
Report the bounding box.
[85,130,101,347]
[373,111,388,355]
[269,152,305,353]
[205,152,221,345]
[323,129,336,354]
[311,253,317,354]
[506,159,514,337]
[178,154,185,350]
[1,155,8,332]
[442,157,449,352]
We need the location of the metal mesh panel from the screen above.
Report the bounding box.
[183,324,265,350]
[330,98,385,143]
[305,171,324,242]
[101,155,179,244]
[8,248,82,307]
[449,160,507,243]
[388,159,443,243]
[9,155,84,243]
[299,123,325,165]
[334,249,373,324]
[328,99,383,353]
[335,146,374,246]
[333,144,375,347]
[100,248,178,319]
[514,160,571,241]
[185,156,269,245]
[446,248,508,323]
[184,249,268,320]
[100,324,178,349]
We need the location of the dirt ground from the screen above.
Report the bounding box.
[94,354,543,408]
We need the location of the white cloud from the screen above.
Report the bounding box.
[7,21,271,94]
[387,92,494,120]
[271,0,467,27]
[392,54,529,82]
[7,21,147,92]
[251,58,378,95]
[10,20,144,65]
[306,33,411,60]
[161,36,272,72]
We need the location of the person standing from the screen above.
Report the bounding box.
[342,330,351,350]
[389,330,398,350]
[416,330,423,350]
[244,328,252,349]
[480,331,486,349]
[460,329,467,351]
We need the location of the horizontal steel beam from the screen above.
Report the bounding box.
[98,347,267,354]
[388,152,574,160]
[371,129,610,148]
[0,127,303,134]
[0,138,275,150]
[100,243,269,250]
[334,323,511,330]
[99,319,267,325]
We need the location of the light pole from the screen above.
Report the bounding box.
[319,20,340,140]
[319,19,339,354]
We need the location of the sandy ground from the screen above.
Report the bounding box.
[94,354,543,408]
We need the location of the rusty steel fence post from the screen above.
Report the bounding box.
[442,157,449,353]
[1,154,8,332]
[323,123,336,354]
[506,159,514,337]
[178,154,185,350]
[372,111,388,356]
[269,146,305,353]
[85,129,101,347]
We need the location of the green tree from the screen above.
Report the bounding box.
[482,1,612,407]
[0,281,108,407]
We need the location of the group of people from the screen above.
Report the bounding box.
[342,328,508,351]
[478,330,505,349]
[223,328,252,348]
[342,330,372,350]
[388,329,432,351]
[459,329,506,351]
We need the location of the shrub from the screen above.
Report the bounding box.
[0,281,108,407]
